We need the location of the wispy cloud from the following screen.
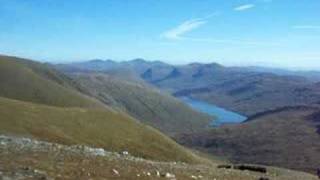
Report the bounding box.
[162,19,207,40]
[161,12,219,40]
[292,25,320,30]
[161,6,281,47]
[234,4,255,11]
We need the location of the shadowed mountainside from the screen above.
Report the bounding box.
[58,59,320,116]
[146,63,319,116]
[233,66,320,82]
[175,106,320,174]
[57,65,212,135]
[70,72,211,134]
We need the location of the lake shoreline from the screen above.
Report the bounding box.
[180,97,247,126]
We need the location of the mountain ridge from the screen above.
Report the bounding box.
[58,58,320,116]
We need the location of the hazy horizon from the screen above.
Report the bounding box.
[2,53,320,71]
[42,57,319,72]
[1,0,320,70]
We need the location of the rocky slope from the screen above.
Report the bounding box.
[1,135,317,180]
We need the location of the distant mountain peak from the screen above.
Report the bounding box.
[105,59,115,63]
[130,58,147,63]
[165,68,181,79]
[89,59,105,63]
[188,62,203,66]
[141,68,153,80]
[207,62,223,68]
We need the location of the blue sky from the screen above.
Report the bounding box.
[0,0,320,69]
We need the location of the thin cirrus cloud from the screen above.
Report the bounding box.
[161,12,219,40]
[161,3,281,46]
[161,18,207,40]
[234,4,255,11]
[161,2,257,41]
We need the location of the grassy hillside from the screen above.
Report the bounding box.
[0,96,205,163]
[0,55,103,108]
[66,72,211,135]
[176,106,320,174]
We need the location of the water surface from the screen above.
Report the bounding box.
[181,97,247,126]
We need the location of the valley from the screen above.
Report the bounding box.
[1,55,320,179]
[60,59,320,117]
[57,58,320,177]
[64,72,211,135]
[2,1,320,179]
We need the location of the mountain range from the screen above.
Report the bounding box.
[57,58,320,176]
[59,58,320,116]
[1,55,319,179]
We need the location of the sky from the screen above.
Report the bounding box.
[0,0,320,70]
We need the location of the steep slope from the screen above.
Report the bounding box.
[0,55,103,108]
[0,96,204,163]
[176,106,320,174]
[0,55,213,163]
[66,72,211,135]
[173,72,316,116]
[58,59,320,116]
[146,63,318,116]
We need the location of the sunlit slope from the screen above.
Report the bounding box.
[70,73,212,134]
[0,55,102,108]
[0,96,204,163]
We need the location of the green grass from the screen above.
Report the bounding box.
[0,96,206,163]
[0,55,103,108]
[70,73,212,135]
[0,55,212,163]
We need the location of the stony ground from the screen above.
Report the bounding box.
[0,135,317,180]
